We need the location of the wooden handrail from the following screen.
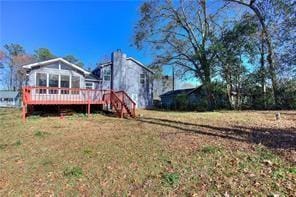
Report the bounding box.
[115,90,136,105]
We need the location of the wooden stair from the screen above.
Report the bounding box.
[103,90,136,118]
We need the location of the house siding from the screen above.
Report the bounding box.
[26,61,97,88]
[98,51,153,108]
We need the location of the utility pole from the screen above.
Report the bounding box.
[172,65,175,91]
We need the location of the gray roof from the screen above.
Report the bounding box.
[0,91,19,98]
[160,86,203,97]
[85,73,101,81]
[96,57,154,74]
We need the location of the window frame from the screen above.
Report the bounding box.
[36,72,48,94]
[85,82,94,89]
[48,74,59,94]
[35,72,83,95]
[140,73,145,86]
[71,76,80,94]
[103,69,111,81]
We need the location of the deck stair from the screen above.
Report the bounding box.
[103,90,136,118]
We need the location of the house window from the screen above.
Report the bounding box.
[36,73,47,94]
[71,76,80,94]
[49,74,59,94]
[4,98,13,102]
[103,69,111,81]
[85,82,93,89]
[61,75,70,94]
[140,73,145,86]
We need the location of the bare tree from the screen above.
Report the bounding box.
[134,0,231,110]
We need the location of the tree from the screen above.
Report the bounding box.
[225,0,294,107]
[11,54,34,90]
[134,0,230,110]
[34,48,55,61]
[217,15,258,109]
[63,55,84,67]
[3,43,26,89]
[4,43,25,57]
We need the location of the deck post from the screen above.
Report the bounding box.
[120,104,124,118]
[22,103,26,123]
[22,87,26,123]
[87,89,90,116]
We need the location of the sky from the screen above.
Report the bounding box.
[0,1,151,67]
[0,0,202,89]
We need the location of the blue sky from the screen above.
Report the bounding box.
[0,1,150,67]
[0,0,201,88]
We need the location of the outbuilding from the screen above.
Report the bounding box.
[0,91,20,107]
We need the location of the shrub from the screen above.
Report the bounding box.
[63,166,83,178]
[162,172,180,186]
[34,130,49,137]
[175,94,189,111]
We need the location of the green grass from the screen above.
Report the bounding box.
[63,166,83,178]
[162,172,180,187]
[0,108,295,195]
[34,130,49,137]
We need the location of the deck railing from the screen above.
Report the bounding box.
[23,86,111,105]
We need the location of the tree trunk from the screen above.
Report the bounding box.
[260,32,266,109]
[226,83,234,109]
[204,71,214,111]
[251,3,279,107]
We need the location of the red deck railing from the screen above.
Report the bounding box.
[22,86,136,121]
[23,86,111,105]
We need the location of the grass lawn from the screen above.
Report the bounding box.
[0,108,295,195]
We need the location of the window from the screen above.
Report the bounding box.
[4,98,13,102]
[49,74,59,94]
[85,82,93,89]
[71,76,80,94]
[36,73,47,94]
[103,69,111,81]
[61,75,70,94]
[140,73,145,86]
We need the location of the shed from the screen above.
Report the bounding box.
[0,91,20,107]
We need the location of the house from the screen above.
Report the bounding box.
[160,84,231,110]
[21,50,154,121]
[23,58,101,90]
[93,50,154,108]
[22,50,154,109]
[0,91,20,107]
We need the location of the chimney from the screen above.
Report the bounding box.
[111,49,127,90]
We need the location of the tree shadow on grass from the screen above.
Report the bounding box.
[137,117,296,151]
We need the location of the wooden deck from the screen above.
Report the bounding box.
[22,86,136,122]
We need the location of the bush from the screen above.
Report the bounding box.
[63,166,83,178]
[162,172,180,186]
[175,94,189,110]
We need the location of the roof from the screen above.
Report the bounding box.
[85,73,101,82]
[0,91,19,98]
[23,58,90,75]
[126,57,154,73]
[96,57,154,74]
[98,61,112,68]
[160,85,203,97]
